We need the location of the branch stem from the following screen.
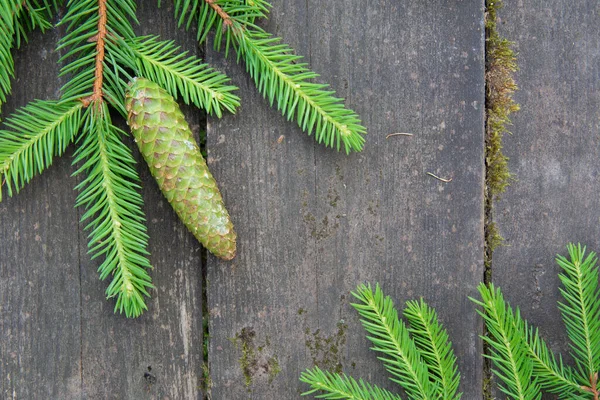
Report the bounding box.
[205,0,233,26]
[81,0,107,107]
[582,372,599,399]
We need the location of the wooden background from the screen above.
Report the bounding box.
[1,0,598,399]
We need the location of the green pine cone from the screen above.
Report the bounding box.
[125,77,236,260]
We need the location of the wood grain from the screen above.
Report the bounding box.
[206,1,485,398]
[0,26,82,398]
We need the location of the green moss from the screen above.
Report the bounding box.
[267,356,282,384]
[230,328,281,389]
[483,0,518,275]
[305,321,348,374]
[485,222,504,268]
[485,0,519,201]
[328,188,340,208]
[230,328,257,388]
[199,362,212,393]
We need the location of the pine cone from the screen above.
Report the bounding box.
[125,77,236,260]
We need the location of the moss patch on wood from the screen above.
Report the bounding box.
[230,327,282,389]
[304,321,348,374]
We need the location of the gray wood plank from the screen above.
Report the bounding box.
[78,2,204,399]
[492,0,600,394]
[0,26,83,399]
[206,1,485,398]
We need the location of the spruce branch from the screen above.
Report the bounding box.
[523,322,586,398]
[472,283,542,400]
[73,104,152,318]
[0,100,83,201]
[351,283,437,399]
[556,244,600,380]
[235,28,366,153]
[0,8,14,111]
[117,35,240,117]
[57,0,153,316]
[174,0,367,153]
[300,367,402,400]
[3,0,241,316]
[403,299,461,399]
[473,245,600,398]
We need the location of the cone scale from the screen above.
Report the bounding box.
[125,77,236,260]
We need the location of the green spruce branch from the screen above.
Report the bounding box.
[472,244,600,399]
[303,244,600,399]
[73,104,153,318]
[116,35,240,117]
[473,284,542,400]
[0,100,83,200]
[173,0,367,153]
[403,299,461,398]
[301,283,461,400]
[0,0,239,316]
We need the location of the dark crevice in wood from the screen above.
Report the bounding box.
[482,0,493,398]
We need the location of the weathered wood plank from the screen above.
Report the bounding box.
[492,0,600,392]
[206,1,485,397]
[78,2,204,399]
[2,3,205,399]
[0,26,83,399]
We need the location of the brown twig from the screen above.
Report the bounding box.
[386,133,413,139]
[205,0,233,27]
[427,172,452,183]
[80,0,107,108]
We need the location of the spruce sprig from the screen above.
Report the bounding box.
[473,284,542,400]
[523,320,585,397]
[0,1,57,115]
[403,299,461,399]
[556,244,600,379]
[472,244,600,398]
[173,0,367,153]
[118,35,241,117]
[0,100,83,201]
[1,0,239,317]
[302,283,461,400]
[73,104,152,318]
[57,0,153,318]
